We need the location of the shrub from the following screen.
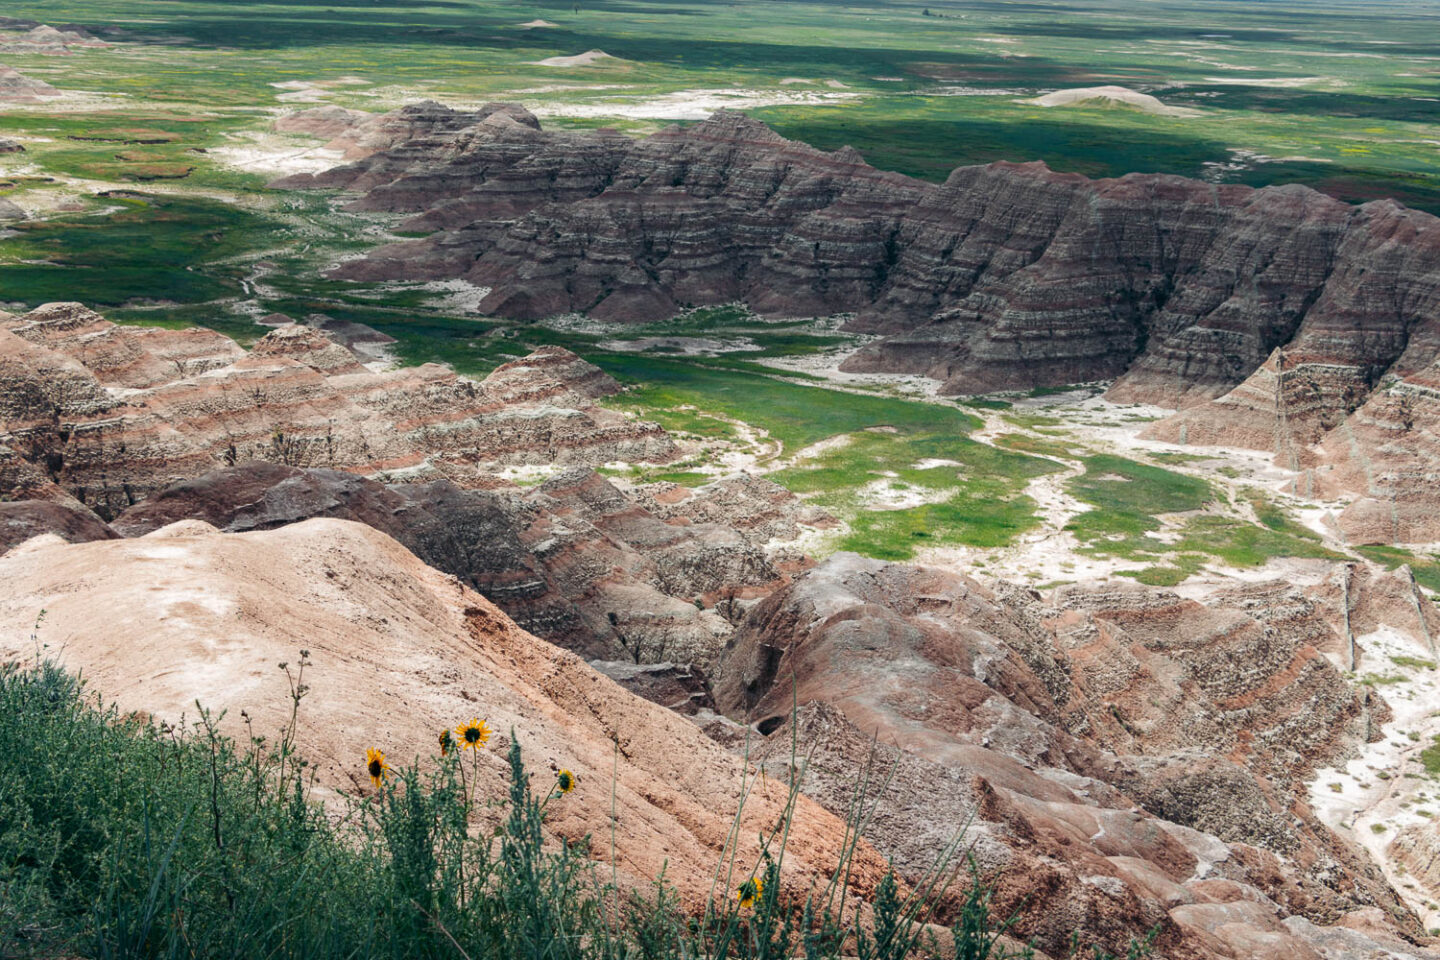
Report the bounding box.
[0,655,1152,958]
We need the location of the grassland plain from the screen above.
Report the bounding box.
[0,0,1436,206]
[1,0,1436,572]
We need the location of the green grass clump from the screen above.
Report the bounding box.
[1420,737,1440,778]
[1146,452,1214,466]
[1066,455,1213,549]
[1250,497,1321,542]
[1,655,1058,960]
[1355,545,1440,595]
[1391,655,1437,672]
[992,432,1080,460]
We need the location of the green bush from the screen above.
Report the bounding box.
[0,655,1075,960]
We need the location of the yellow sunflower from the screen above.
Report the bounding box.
[736,877,764,910]
[456,718,492,750]
[438,728,454,757]
[365,747,390,790]
[555,769,577,794]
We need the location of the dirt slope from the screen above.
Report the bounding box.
[0,518,880,908]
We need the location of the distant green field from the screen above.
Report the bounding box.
[1,0,1438,214]
[2,0,1435,572]
[1,0,1437,316]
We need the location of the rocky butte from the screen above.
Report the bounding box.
[274,102,1440,543]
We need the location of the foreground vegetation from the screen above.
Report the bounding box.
[5,655,1113,959]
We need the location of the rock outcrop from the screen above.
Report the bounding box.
[517,467,788,666]
[0,518,884,908]
[0,498,115,553]
[108,461,800,666]
[1145,345,1440,542]
[275,106,1440,407]
[718,554,1432,958]
[0,63,60,100]
[0,20,106,54]
[274,105,1440,541]
[0,304,673,518]
[0,305,834,665]
[273,101,541,161]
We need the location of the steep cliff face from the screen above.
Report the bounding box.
[718,554,1434,958]
[0,306,673,518]
[274,104,1440,542]
[275,105,1440,414]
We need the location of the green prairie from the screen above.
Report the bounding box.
[1,0,1432,573]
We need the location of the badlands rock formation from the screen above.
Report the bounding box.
[1146,346,1440,542]
[0,303,828,665]
[719,554,1440,958]
[274,104,1440,542]
[0,20,106,54]
[274,104,1440,409]
[109,461,804,667]
[0,518,884,908]
[6,302,1440,953]
[0,63,60,100]
[0,303,672,518]
[274,100,540,160]
[1023,85,1199,118]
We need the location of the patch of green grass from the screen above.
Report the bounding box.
[1356,545,1440,595]
[590,354,1059,557]
[1421,737,1440,777]
[1177,515,1344,568]
[1392,655,1437,672]
[1251,496,1322,542]
[1003,413,1067,430]
[993,432,1080,460]
[1118,558,1207,587]
[595,354,980,453]
[1067,455,1214,546]
[1,656,1058,960]
[1065,456,1340,582]
[0,194,263,307]
[1148,452,1214,466]
[107,303,269,345]
[771,426,1059,559]
[835,491,1045,560]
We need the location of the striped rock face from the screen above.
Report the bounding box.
[0,305,674,519]
[719,554,1440,959]
[273,106,1440,540]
